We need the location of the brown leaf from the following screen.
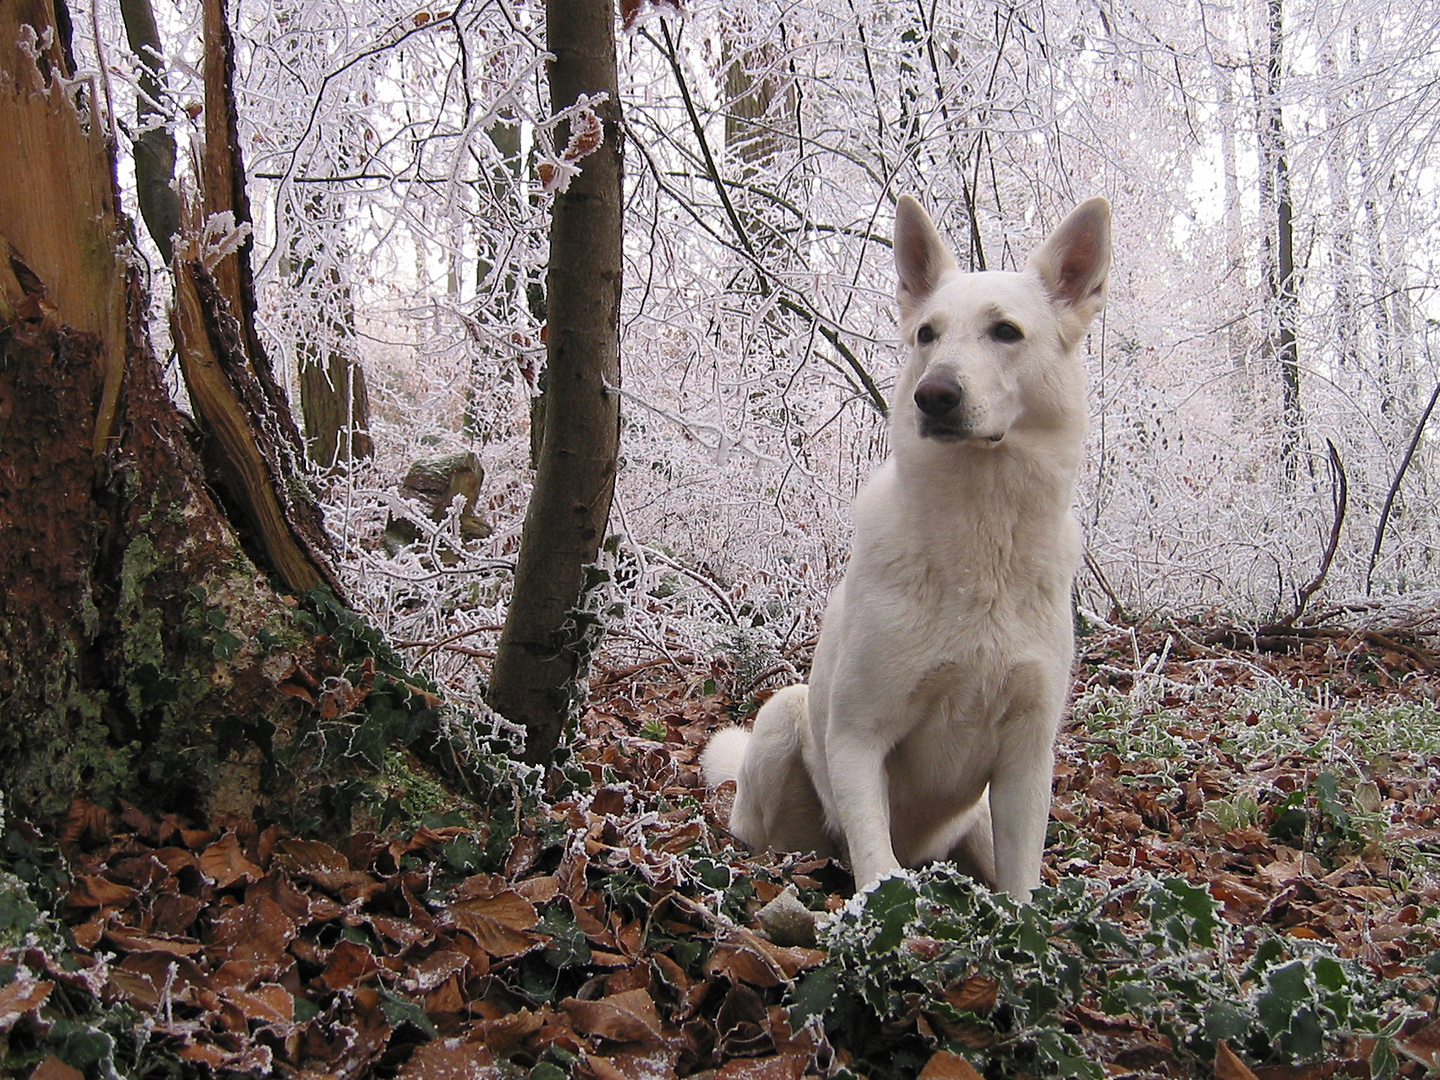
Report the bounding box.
[200,832,263,888]
[706,933,822,988]
[474,1009,545,1054]
[108,951,205,1009]
[102,926,204,957]
[450,890,542,958]
[224,983,294,1028]
[396,1036,496,1079]
[403,949,470,994]
[28,1057,84,1080]
[272,837,349,876]
[562,987,667,1047]
[588,1048,684,1080]
[712,1051,808,1079]
[943,974,999,1015]
[319,938,381,991]
[70,917,103,949]
[206,894,297,966]
[917,1050,985,1080]
[706,942,787,988]
[66,874,137,910]
[175,1042,229,1067]
[515,874,561,905]
[715,983,771,1057]
[58,796,110,846]
[1399,1017,1440,1070]
[0,978,53,1023]
[1209,877,1269,912]
[1215,1040,1261,1080]
[149,891,206,936]
[367,912,433,948]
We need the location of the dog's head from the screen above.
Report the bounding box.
[891,196,1111,451]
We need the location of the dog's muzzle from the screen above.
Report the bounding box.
[915,372,981,441]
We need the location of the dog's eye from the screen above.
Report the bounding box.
[916,324,937,345]
[991,321,1024,342]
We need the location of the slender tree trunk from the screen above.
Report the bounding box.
[487,0,623,764]
[119,0,180,263]
[1256,0,1302,480]
[290,205,374,471]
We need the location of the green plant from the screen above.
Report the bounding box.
[1266,770,1366,859]
[785,868,1416,1079]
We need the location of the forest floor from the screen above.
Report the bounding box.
[3,620,1440,1080]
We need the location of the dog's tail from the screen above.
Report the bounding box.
[699,726,751,787]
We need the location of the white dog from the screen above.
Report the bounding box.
[702,195,1111,899]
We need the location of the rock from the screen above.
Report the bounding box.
[756,886,821,948]
[383,451,491,550]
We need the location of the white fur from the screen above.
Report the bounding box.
[703,196,1111,899]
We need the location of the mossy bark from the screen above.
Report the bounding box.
[0,0,401,836]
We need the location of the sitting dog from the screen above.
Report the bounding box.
[702,194,1111,899]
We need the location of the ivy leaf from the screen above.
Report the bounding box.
[786,963,840,1031]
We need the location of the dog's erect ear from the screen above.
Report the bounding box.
[894,195,958,319]
[1027,197,1111,335]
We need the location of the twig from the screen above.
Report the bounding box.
[644,21,888,416]
[590,653,699,688]
[1366,379,1440,596]
[1082,549,1128,624]
[1283,439,1345,627]
[395,624,504,664]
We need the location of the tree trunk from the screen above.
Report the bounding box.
[299,330,374,470]
[0,0,435,835]
[289,209,374,471]
[487,0,623,764]
[1256,0,1302,480]
[119,0,180,263]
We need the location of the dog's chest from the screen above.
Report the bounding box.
[848,496,1077,732]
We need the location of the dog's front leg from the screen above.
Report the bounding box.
[824,730,903,888]
[987,750,1054,901]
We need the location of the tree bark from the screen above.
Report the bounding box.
[288,207,374,472]
[299,328,374,470]
[0,0,426,834]
[173,0,342,594]
[487,0,623,764]
[119,0,180,263]
[1256,0,1302,480]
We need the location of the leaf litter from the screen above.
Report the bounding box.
[1,623,1438,1078]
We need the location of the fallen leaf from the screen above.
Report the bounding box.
[28,1056,84,1080]
[562,987,668,1047]
[450,890,542,958]
[395,1036,496,1079]
[225,984,294,1028]
[917,1049,985,1080]
[67,874,136,910]
[1215,1040,1260,1080]
[1399,1017,1440,1070]
[943,974,999,1015]
[0,978,53,1024]
[200,832,263,888]
[319,938,381,991]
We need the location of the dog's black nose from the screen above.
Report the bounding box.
[914,373,963,417]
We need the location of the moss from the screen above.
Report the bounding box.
[381,748,455,818]
[0,633,125,822]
